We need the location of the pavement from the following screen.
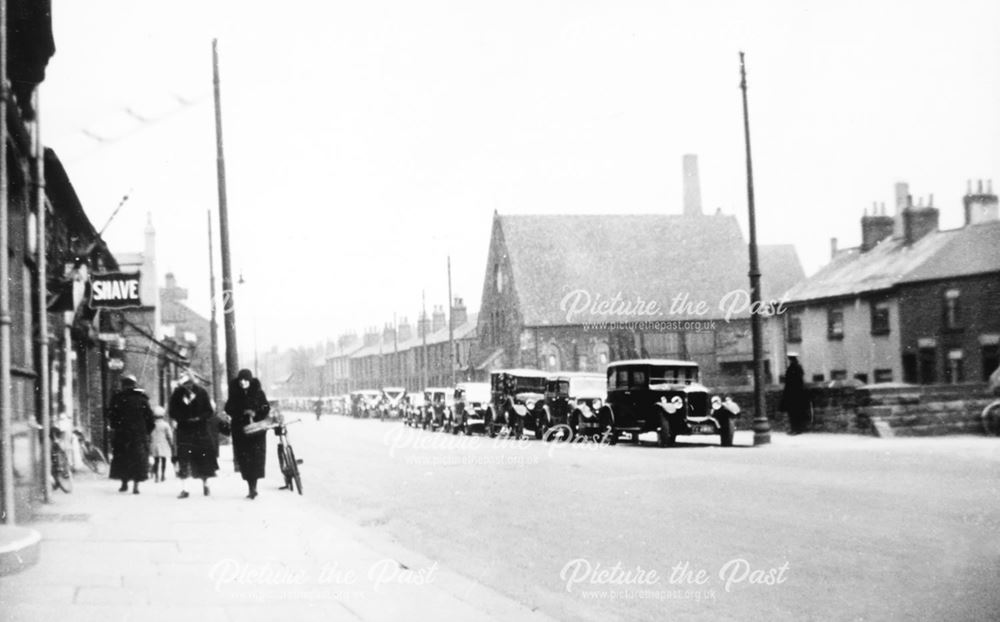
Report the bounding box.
[0,443,554,622]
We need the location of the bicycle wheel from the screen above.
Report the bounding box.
[277,443,292,490]
[82,446,108,474]
[285,445,303,495]
[52,447,74,493]
[983,400,1000,436]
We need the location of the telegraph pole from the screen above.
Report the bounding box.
[213,39,239,382]
[0,0,15,523]
[447,257,455,387]
[33,91,50,504]
[421,290,428,389]
[207,210,221,408]
[740,52,771,446]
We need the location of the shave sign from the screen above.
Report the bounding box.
[91,272,142,309]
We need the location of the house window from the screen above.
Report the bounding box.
[827,307,844,340]
[854,373,869,384]
[873,369,893,383]
[982,345,1000,382]
[786,310,802,343]
[870,302,890,335]
[831,369,848,381]
[811,374,825,382]
[943,289,961,330]
[577,354,588,371]
[945,349,964,384]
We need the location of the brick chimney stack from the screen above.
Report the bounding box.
[682,154,703,216]
[432,305,446,333]
[861,201,894,252]
[362,326,380,347]
[963,178,999,225]
[396,317,413,342]
[450,297,468,327]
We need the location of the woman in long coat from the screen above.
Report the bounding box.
[169,374,219,498]
[226,369,271,499]
[108,374,155,494]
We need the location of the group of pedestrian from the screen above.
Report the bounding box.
[107,367,272,500]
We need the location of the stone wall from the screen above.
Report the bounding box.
[718,382,995,436]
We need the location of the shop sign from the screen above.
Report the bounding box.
[107,358,125,371]
[91,272,142,309]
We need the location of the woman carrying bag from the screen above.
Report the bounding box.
[225,369,270,499]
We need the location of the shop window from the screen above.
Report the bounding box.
[874,369,893,383]
[854,373,869,384]
[945,350,964,384]
[812,374,825,382]
[943,289,962,331]
[870,302,890,335]
[831,369,848,381]
[827,307,844,340]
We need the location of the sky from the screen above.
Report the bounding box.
[43,0,1000,355]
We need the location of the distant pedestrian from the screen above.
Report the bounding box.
[108,374,155,494]
[226,369,271,500]
[780,353,810,435]
[149,406,174,482]
[169,373,218,498]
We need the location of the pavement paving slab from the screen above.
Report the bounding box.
[0,462,554,622]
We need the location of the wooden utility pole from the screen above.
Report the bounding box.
[0,0,15,523]
[421,290,428,389]
[207,210,221,408]
[33,91,50,504]
[740,51,771,446]
[447,257,455,387]
[213,39,239,383]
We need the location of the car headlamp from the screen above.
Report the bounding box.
[593,398,603,410]
[526,400,536,410]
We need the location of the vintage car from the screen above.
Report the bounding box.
[379,387,408,420]
[452,382,491,435]
[350,389,382,418]
[536,372,607,440]
[486,369,548,438]
[600,359,739,447]
[420,387,454,431]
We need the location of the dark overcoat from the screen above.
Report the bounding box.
[108,387,155,481]
[225,378,271,481]
[168,383,219,478]
[780,360,810,431]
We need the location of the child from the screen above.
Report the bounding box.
[150,406,175,482]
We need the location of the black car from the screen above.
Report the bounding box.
[600,359,738,447]
[538,372,607,440]
[453,382,490,435]
[485,369,548,438]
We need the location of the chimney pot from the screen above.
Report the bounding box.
[967,179,973,194]
[830,237,838,259]
[978,179,984,193]
[989,179,993,194]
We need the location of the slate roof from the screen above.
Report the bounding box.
[783,220,1000,303]
[495,214,805,324]
[350,313,479,359]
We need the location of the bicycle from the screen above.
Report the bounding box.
[247,410,303,495]
[74,429,108,474]
[982,399,1000,436]
[28,421,73,493]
